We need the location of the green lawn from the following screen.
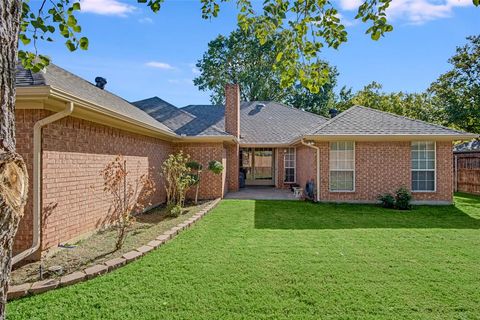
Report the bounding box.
[7,193,480,319]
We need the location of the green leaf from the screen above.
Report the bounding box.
[67,15,77,27]
[473,0,479,6]
[19,34,31,45]
[275,52,283,62]
[65,40,76,51]
[79,37,89,50]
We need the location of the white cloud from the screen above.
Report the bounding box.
[336,12,358,27]
[338,0,362,10]
[145,61,175,70]
[139,17,154,24]
[337,0,473,24]
[80,0,136,16]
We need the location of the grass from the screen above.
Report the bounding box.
[7,193,480,319]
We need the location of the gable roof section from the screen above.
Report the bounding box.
[309,105,476,139]
[132,97,228,136]
[183,101,329,144]
[16,64,174,135]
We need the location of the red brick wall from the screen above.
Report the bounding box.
[174,143,227,199]
[14,109,50,254]
[15,109,173,255]
[226,144,239,192]
[317,141,453,203]
[274,146,317,191]
[276,148,285,188]
[296,145,317,191]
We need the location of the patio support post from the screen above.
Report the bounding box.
[301,139,320,202]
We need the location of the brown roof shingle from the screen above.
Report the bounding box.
[312,105,472,136]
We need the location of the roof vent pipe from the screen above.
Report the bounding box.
[328,108,338,118]
[95,77,107,89]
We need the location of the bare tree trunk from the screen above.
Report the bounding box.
[0,1,29,319]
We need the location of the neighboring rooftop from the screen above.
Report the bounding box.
[183,101,328,144]
[312,105,472,136]
[454,139,480,153]
[132,97,228,136]
[16,64,174,134]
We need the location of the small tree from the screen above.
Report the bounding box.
[161,152,194,216]
[186,161,203,205]
[99,156,155,250]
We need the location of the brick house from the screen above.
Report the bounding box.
[14,63,476,262]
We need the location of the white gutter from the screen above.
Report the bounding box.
[13,102,75,265]
[301,139,320,202]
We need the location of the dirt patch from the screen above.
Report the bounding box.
[11,201,212,285]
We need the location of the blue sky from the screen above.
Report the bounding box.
[28,0,480,106]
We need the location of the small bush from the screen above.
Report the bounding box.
[186,161,203,171]
[377,193,395,208]
[208,160,224,174]
[170,204,183,217]
[395,187,412,210]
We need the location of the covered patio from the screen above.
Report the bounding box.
[225,186,297,200]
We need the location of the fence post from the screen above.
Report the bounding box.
[454,155,458,192]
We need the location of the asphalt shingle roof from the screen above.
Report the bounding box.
[312,105,471,136]
[454,139,480,153]
[182,101,329,144]
[132,97,228,136]
[16,64,174,134]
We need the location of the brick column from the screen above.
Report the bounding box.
[225,84,240,192]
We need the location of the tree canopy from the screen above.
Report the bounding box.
[193,28,338,116]
[335,82,444,125]
[429,35,480,134]
[334,35,480,134]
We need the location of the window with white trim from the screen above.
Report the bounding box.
[411,141,436,192]
[329,141,355,191]
[284,148,296,183]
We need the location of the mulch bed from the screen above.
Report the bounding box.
[11,200,212,285]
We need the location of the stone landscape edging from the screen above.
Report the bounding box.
[7,198,222,301]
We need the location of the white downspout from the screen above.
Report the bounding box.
[301,139,320,202]
[13,102,74,265]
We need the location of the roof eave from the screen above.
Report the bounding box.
[302,134,479,142]
[178,135,238,144]
[17,85,179,140]
[239,142,294,148]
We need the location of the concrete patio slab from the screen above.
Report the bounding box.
[224,187,297,200]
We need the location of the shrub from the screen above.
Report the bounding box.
[161,152,194,214]
[377,193,395,208]
[169,204,183,217]
[98,156,155,250]
[186,161,203,204]
[395,187,412,210]
[208,160,224,174]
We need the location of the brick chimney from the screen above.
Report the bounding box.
[224,84,240,192]
[225,84,240,138]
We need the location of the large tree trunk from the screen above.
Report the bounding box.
[0,1,29,319]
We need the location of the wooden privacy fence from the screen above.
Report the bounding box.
[455,155,480,195]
